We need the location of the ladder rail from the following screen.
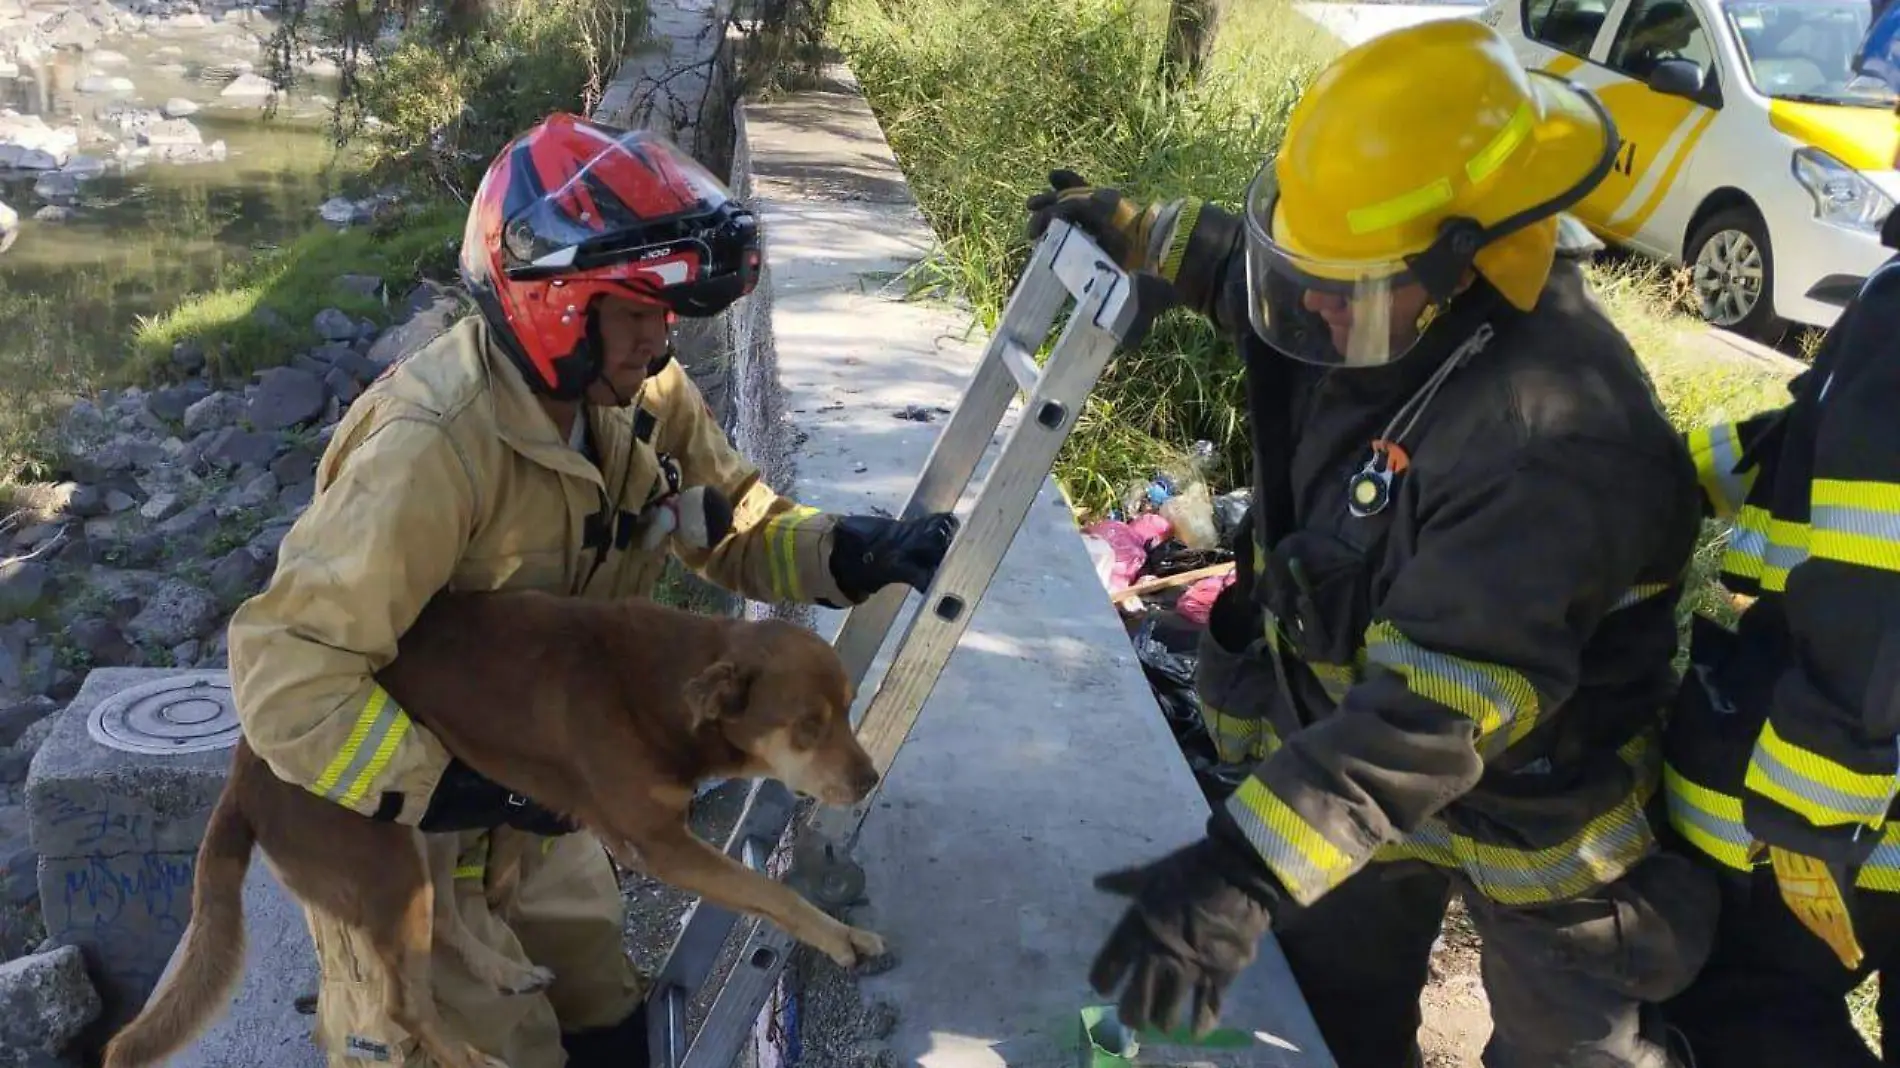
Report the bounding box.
[648,221,1159,1068]
[826,223,1085,698]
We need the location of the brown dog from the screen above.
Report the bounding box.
[101,589,886,1068]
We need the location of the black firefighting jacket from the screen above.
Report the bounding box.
[1664,245,1900,890]
[1165,204,1702,909]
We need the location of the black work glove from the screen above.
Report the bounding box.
[1025,169,1159,273]
[828,512,959,603]
[1089,809,1283,1037]
[417,757,579,836]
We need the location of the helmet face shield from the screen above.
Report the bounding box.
[1242,166,1442,369]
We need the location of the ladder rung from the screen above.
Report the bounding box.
[999,338,1040,395]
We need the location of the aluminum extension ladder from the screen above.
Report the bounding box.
[644,219,1169,1068]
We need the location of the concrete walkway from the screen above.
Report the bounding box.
[727,67,1334,1068]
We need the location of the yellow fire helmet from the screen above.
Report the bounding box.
[1242,18,1618,368]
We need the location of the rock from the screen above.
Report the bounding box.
[32,205,70,223]
[325,366,362,405]
[199,427,281,471]
[317,342,379,382]
[279,480,314,511]
[318,196,359,226]
[0,697,55,749]
[148,381,210,422]
[207,546,267,605]
[91,49,130,68]
[0,749,24,786]
[103,490,137,514]
[247,521,291,564]
[170,639,200,667]
[219,470,277,516]
[137,491,184,522]
[161,97,201,119]
[62,485,105,519]
[0,198,15,244]
[76,73,134,93]
[151,138,227,165]
[334,273,383,300]
[0,562,49,623]
[0,803,34,905]
[32,171,81,204]
[367,290,464,370]
[67,618,131,666]
[168,339,206,375]
[156,500,218,541]
[220,71,276,98]
[270,447,318,487]
[313,307,356,342]
[138,117,202,147]
[39,9,100,49]
[183,390,244,435]
[126,579,219,648]
[251,306,289,334]
[0,946,103,1066]
[247,366,326,430]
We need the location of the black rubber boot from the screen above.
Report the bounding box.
[560,1001,652,1068]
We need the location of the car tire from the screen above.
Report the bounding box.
[1686,206,1787,346]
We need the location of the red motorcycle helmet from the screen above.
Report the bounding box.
[459,113,763,399]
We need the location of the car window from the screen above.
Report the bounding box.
[1607,0,1716,79]
[1524,0,1612,55]
[1723,0,1896,106]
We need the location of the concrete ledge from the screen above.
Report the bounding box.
[724,67,1333,1068]
[25,668,236,1040]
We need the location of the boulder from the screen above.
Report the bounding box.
[0,946,102,1068]
[124,579,219,648]
[246,366,326,430]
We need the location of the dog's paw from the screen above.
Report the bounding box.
[498,965,556,996]
[818,921,888,970]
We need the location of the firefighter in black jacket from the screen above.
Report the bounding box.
[1657,80,1900,1068]
[1027,19,1716,1067]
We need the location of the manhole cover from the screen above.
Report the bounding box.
[87,671,241,756]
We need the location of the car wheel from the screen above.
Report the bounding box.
[1686,206,1787,345]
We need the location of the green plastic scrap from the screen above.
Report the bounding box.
[1079,1005,1256,1067]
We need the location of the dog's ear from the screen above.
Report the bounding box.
[684,661,754,728]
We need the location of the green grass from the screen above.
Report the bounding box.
[832,0,1333,514]
[125,202,466,385]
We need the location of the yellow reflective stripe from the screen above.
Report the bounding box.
[310,686,414,809]
[1225,778,1356,905]
[1745,719,1899,830]
[1466,102,1532,184]
[1663,763,1757,870]
[1346,101,1532,236]
[1374,732,1659,904]
[1809,479,1900,574]
[1364,620,1541,753]
[1687,423,1751,519]
[1201,703,1280,764]
[1665,764,1900,892]
[1722,506,1809,592]
[1347,177,1455,236]
[1158,199,1203,283]
[1609,582,1671,612]
[1309,657,1361,703]
[454,864,485,880]
[764,506,821,601]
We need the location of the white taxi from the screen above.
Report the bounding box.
[1481,0,1898,342]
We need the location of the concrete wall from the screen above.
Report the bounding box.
[713,64,1335,1068]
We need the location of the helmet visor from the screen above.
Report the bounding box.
[501,127,737,276]
[1241,164,1441,368]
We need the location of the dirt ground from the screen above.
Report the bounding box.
[1419,897,1491,1066]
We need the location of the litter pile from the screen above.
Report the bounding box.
[1079,441,1255,803]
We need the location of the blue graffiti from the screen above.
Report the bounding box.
[58,854,195,928]
[40,797,155,851]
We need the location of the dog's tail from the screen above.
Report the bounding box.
[102,783,256,1068]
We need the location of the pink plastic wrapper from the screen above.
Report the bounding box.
[1082,514,1173,591]
[1175,571,1237,625]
